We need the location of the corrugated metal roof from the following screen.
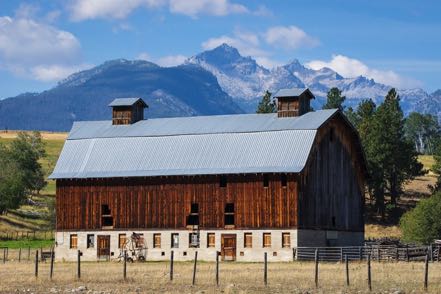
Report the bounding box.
[274,87,311,98]
[108,97,146,107]
[68,109,337,140]
[50,109,338,179]
[50,130,316,179]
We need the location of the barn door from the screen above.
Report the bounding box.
[221,234,236,261]
[97,235,111,259]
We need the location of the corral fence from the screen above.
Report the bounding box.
[0,230,54,241]
[295,243,440,262]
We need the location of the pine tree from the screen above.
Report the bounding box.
[323,87,346,111]
[256,90,275,113]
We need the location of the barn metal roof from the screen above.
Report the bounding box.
[49,109,338,179]
[108,97,147,107]
[273,87,314,98]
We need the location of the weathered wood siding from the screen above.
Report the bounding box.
[56,174,298,231]
[298,113,365,232]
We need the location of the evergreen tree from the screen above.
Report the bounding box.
[256,90,275,113]
[430,138,441,192]
[323,87,346,111]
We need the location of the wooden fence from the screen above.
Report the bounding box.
[295,244,440,262]
[0,230,54,241]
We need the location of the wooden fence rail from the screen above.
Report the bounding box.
[0,230,54,241]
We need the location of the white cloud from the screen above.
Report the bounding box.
[169,0,247,17]
[137,52,151,61]
[306,54,422,88]
[0,15,85,82]
[68,0,248,20]
[264,26,319,49]
[31,64,92,82]
[156,54,187,67]
[69,0,165,21]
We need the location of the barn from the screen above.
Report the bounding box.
[50,88,366,262]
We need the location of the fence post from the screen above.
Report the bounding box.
[359,247,362,261]
[340,247,343,263]
[216,251,219,286]
[170,250,174,281]
[429,245,433,262]
[406,246,410,262]
[315,249,319,288]
[192,251,198,286]
[424,254,429,291]
[28,247,30,261]
[345,255,349,286]
[2,248,5,264]
[264,252,268,286]
[77,250,81,279]
[50,248,54,280]
[35,250,39,278]
[367,254,372,291]
[19,248,21,262]
[123,250,127,280]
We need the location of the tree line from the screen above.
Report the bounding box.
[0,131,47,214]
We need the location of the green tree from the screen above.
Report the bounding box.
[0,143,26,214]
[400,192,441,244]
[404,112,440,154]
[323,87,346,111]
[8,131,47,195]
[430,138,441,192]
[256,90,275,113]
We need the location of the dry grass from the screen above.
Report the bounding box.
[0,130,68,140]
[365,224,401,239]
[0,260,440,293]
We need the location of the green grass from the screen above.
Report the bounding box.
[0,239,54,249]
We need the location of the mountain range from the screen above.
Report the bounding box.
[0,43,439,131]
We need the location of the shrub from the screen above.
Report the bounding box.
[400,192,441,244]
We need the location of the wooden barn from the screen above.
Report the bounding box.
[50,88,366,262]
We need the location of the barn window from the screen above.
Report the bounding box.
[263,233,271,248]
[244,233,252,248]
[118,234,127,249]
[207,233,215,248]
[219,175,227,187]
[330,128,334,142]
[224,203,235,227]
[189,233,199,248]
[281,174,287,187]
[153,233,161,248]
[133,233,144,248]
[171,233,179,248]
[87,234,95,248]
[187,203,199,226]
[263,174,269,188]
[70,234,78,249]
[101,204,113,228]
[282,233,290,248]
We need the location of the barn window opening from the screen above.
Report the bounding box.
[153,233,161,248]
[224,203,235,227]
[171,233,179,248]
[244,233,252,248]
[70,234,78,249]
[220,175,227,187]
[263,233,271,248]
[187,203,199,226]
[189,233,200,248]
[207,233,215,248]
[281,174,287,187]
[87,234,95,248]
[332,216,336,227]
[282,233,291,248]
[118,234,127,249]
[263,174,269,188]
[101,204,113,228]
[330,128,334,142]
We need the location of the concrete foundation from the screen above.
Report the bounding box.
[55,229,363,262]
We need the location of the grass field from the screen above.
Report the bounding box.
[0,260,440,293]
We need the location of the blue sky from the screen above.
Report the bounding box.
[0,0,440,99]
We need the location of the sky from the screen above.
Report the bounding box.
[0,0,440,99]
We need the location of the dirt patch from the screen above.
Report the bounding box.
[0,130,67,140]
